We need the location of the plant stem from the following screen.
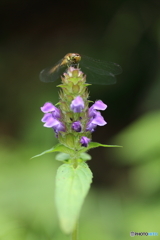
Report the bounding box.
[71,222,78,240]
[72,156,78,168]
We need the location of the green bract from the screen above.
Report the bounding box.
[31,142,122,161]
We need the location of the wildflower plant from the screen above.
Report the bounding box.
[32,65,121,239]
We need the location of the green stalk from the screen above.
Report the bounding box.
[71,222,78,240]
[72,154,79,168]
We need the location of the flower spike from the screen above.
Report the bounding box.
[40,66,107,150]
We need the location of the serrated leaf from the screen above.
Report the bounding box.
[79,142,122,153]
[55,162,93,234]
[31,144,75,159]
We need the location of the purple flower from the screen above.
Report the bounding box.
[86,100,107,132]
[80,136,90,147]
[72,121,82,132]
[41,102,65,133]
[70,96,85,113]
[42,113,65,131]
[41,102,61,118]
[52,121,65,133]
[90,111,107,126]
[89,100,107,117]
[86,111,107,132]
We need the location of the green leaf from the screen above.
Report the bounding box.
[55,152,91,163]
[80,152,91,161]
[55,153,70,161]
[31,144,75,159]
[55,162,93,234]
[79,142,122,153]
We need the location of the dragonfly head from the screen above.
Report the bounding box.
[65,53,81,67]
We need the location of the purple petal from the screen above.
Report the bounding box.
[88,109,97,118]
[92,100,107,110]
[70,96,84,113]
[72,121,82,132]
[52,121,65,132]
[89,100,107,117]
[91,111,107,126]
[86,122,97,132]
[86,111,107,132]
[80,136,90,147]
[41,113,52,123]
[41,102,57,113]
[51,109,61,118]
[43,117,58,128]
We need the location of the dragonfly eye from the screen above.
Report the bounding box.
[74,55,81,63]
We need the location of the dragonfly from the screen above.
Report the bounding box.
[39,53,122,85]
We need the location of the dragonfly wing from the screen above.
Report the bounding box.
[81,65,117,85]
[39,59,66,83]
[81,55,122,75]
[80,55,122,85]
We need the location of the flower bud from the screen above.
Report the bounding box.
[72,121,82,132]
[80,136,90,147]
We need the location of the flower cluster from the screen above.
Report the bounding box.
[40,67,107,148]
[86,100,107,132]
[41,102,65,134]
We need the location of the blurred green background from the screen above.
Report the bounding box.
[0,0,160,239]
